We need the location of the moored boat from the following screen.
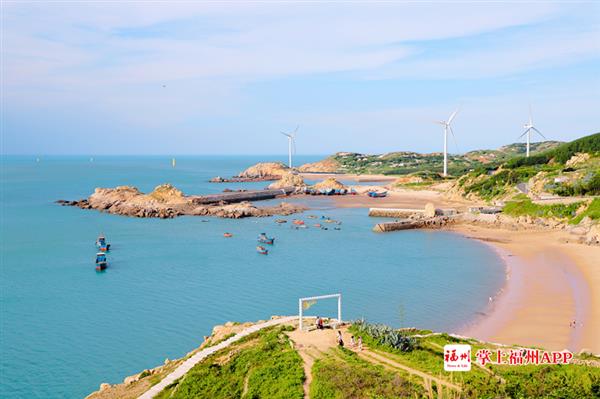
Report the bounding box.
[256,245,269,255]
[258,233,275,244]
[95,252,108,271]
[367,191,387,198]
[223,232,233,238]
[96,235,110,252]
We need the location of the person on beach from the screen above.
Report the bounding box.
[337,330,344,347]
[358,336,363,351]
[350,335,356,348]
[316,316,324,330]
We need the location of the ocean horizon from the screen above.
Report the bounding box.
[0,156,505,398]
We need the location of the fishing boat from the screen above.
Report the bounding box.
[95,235,110,252]
[258,233,275,244]
[275,219,287,224]
[292,219,305,225]
[367,191,387,198]
[256,246,269,255]
[95,252,108,271]
[223,232,233,238]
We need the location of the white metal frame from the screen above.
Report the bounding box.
[298,293,342,330]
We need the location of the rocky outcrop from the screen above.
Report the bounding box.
[566,152,591,168]
[312,178,346,191]
[58,184,305,219]
[298,158,340,173]
[268,172,306,189]
[238,162,289,179]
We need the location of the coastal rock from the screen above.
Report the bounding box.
[565,152,590,167]
[297,158,340,173]
[210,176,226,182]
[424,203,436,218]
[123,374,140,385]
[312,178,346,191]
[99,383,111,391]
[238,162,289,179]
[268,172,306,189]
[59,185,305,219]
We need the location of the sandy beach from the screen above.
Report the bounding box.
[323,188,600,353]
[450,225,600,353]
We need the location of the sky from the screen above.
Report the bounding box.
[1,1,599,155]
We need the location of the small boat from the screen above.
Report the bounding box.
[258,233,275,244]
[256,246,269,255]
[223,232,233,238]
[367,191,387,198]
[350,188,358,195]
[95,252,108,271]
[293,220,305,225]
[96,235,110,252]
[334,227,341,230]
[314,224,322,228]
[275,219,287,224]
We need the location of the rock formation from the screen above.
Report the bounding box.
[312,178,347,191]
[58,184,305,219]
[268,172,306,189]
[237,162,289,179]
[298,158,340,173]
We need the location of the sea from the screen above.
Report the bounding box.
[0,155,505,398]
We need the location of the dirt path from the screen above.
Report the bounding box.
[287,328,340,398]
[138,316,297,399]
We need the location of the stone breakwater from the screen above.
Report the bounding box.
[57,184,305,219]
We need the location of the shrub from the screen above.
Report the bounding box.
[352,320,415,352]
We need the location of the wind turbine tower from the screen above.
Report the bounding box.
[519,106,546,157]
[434,109,459,177]
[280,125,299,168]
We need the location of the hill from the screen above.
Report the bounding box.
[298,141,564,177]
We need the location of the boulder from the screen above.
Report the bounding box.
[297,158,340,173]
[99,383,111,391]
[566,152,590,167]
[312,178,346,191]
[424,203,436,218]
[238,162,289,178]
[268,172,306,189]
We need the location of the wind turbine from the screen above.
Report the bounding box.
[434,108,459,177]
[280,125,299,168]
[519,106,546,157]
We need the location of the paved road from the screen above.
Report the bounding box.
[138,316,297,399]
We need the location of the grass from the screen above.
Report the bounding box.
[349,321,600,399]
[502,198,582,220]
[158,325,304,399]
[310,347,423,399]
[570,198,600,224]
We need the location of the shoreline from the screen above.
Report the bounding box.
[447,224,598,353]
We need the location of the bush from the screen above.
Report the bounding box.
[352,320,415,352]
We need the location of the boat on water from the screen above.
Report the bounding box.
[223,232,233,238]
[367,191,387,198]
[293,219,305,225]
[95,252,108,271]
[258,233,275,244]
[95,235,110,252]
[275,219,287,224]
[256,246,269,255]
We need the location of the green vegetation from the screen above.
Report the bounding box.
[157,325,304,399]
[463,167,544,200]
[553,169,600,196]
[310,348,423,399]
[352,320,415,352]
[571,198,600,224]
[502,198,582,220]
[506,132,600,168]
[350,321,600,399]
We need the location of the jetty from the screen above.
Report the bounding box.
[368,207,424,218]
[191,187,294,205]
[372,216,457,232]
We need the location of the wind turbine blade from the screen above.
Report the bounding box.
[292,138,297,155]
[529,104,533,125]
[449,126,460,154]
[532,127,546,140]
[434,120,446,125]
[448,108,459,124]
[280,132,291,137]
[294,125,299,134]
[518,129,529,139]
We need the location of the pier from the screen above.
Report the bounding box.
[191,187,295,205]
[368,207,424,218]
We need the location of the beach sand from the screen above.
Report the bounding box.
[322,189,599,353]
[449,225,600,353]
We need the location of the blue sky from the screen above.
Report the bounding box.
[2,1,599,155]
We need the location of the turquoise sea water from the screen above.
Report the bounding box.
[0,156,505,398]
